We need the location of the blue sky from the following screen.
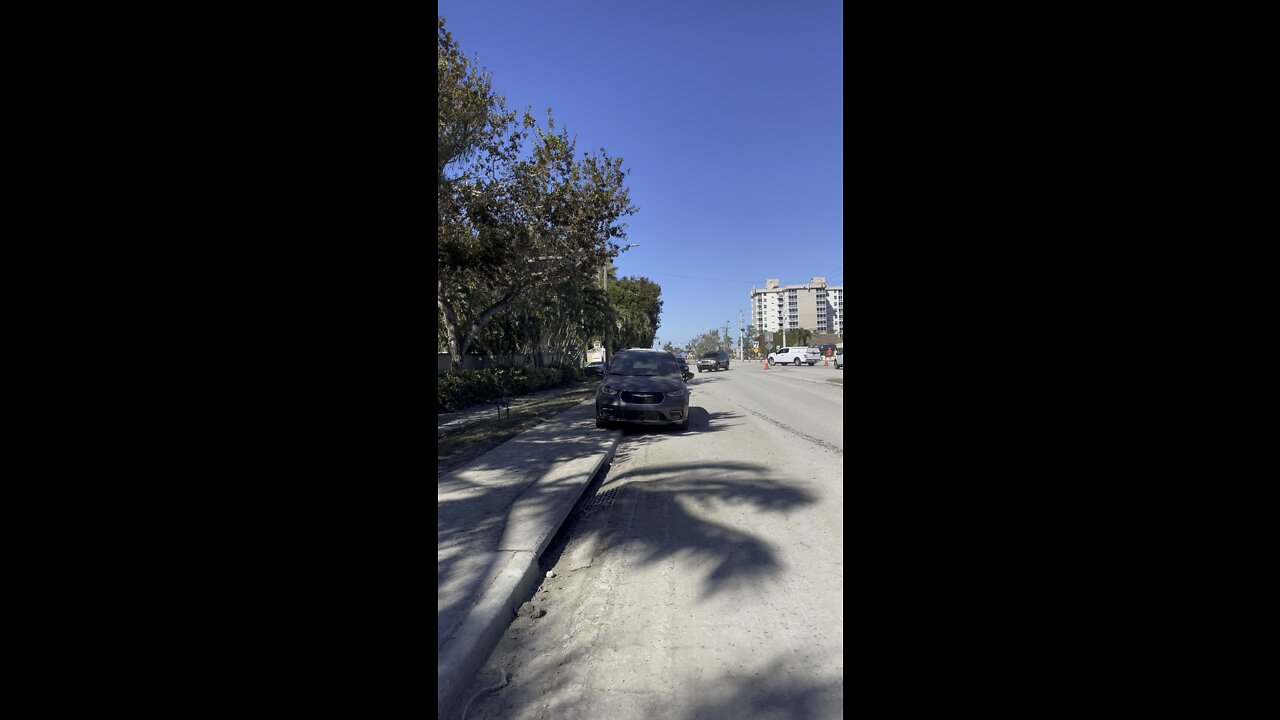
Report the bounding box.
[439,0,843,350]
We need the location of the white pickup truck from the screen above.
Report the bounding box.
[768,347,820,366]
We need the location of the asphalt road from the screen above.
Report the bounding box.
[459,361,844,720]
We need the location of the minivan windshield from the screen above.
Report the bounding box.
[609,353,680,376]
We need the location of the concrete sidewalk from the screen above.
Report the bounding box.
[438,399,622,719]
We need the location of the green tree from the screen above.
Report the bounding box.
[768,328,813,350]
[468,259,611,366]
[437,18,637,370]
[607,274,663,355]
[688,329,722,356]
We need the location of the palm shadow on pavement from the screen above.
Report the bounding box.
[562,459,818,601]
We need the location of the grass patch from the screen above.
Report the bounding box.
[438,384,597,477]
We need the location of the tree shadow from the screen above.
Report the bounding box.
[573,460,817,600]
[641,655,843,719]
[439,405,829,713]
[461,643,841,719]
[617,407,741,436]
[438,402,618,642]
[459,645,595,720]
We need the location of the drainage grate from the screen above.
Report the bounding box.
[580,487,619,516]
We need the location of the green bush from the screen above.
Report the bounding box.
[437,364,586,413]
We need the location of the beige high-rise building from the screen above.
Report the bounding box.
[750,277,843,338]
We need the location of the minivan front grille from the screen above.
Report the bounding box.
[621,391,663,404]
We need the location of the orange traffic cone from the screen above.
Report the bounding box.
[763,359,769,370]
[824,357,828,366]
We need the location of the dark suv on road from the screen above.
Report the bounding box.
[595,349,690,431]
[697,351,730,372]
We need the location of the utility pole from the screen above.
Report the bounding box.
[600,265,610,360]
[738,310,744,360]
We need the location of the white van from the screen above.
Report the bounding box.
[769,347,820,366]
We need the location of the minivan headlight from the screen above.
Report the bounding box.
[665,388,684,398]
[600,386,619,396]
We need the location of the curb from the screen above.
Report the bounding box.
[437,420,623,720]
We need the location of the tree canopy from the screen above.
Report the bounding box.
[606,274,663,355]
[438,17,639,369]
[770,328,813,348]
[687,329,725,356]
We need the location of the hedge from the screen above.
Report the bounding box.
[437,365,587,413]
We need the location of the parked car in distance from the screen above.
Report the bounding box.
[697,351,730,372]
[596,348,690,431]
[768,347,821,366]
[583,362,605,379]
[834,351,842,369]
